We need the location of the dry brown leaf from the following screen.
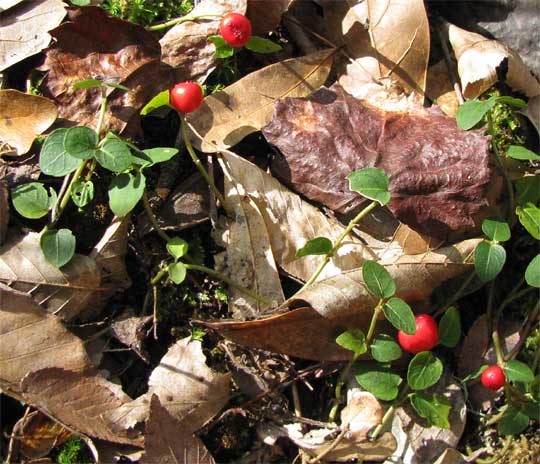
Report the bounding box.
[141,395,216,464]
[160,0,246,82]
[425,60,460,117]
[449,23,540,99]
[0,182,7,245]
[393,224,444,256]
[0,154,40,188]
[341,391,382,438]
[0,284,91,393]
[247,0,292,34]
[110,308,152,362]
[20,368,140,445]
[188,49,334,152]
[17,412,71,459]
[0,0,66,71]
[0,91,57,156]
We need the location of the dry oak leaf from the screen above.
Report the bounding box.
[264,84,493,238]
[0,284,91,394]
[0,91,57,156]
[141,395,216,464]
[40,7,174,138]
[187,48,335,153]
[448,23,540,99]
[0,0,66,71]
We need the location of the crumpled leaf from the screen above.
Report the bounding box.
[0,0,66,71]
[16,411,71,459]
[341,390,382,438]
[141,396,215,464]
[188,49,334,153]
[264,84,494,238]
[448,23,540,99]
[110,308,152,362]
[0,284,91,394]
[247,0,292,34]
[0,91,57,156]
[0,182,7,245]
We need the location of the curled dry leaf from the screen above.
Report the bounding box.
[0,91,57,156]
[141,396,215,464]
[0,284,91,394]
[0,0,66,71]
[0,182,7,245]
[448,24,540,99]
[341,391,382,438]
[17,411,71,460]
[247,0,292,35]
[188,49,334,152]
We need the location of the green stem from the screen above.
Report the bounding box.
[146,13,221,32]
[96,90,107,137]
[492,330,505,366]
[151,268,168,286]
[366,302,384,343]
[370,386,410,439]
[142,191,171,242]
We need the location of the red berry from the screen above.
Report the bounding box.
[481,365,506,390]
[220,13,252,47]
[397,314,439,353]
[170,82,203,113]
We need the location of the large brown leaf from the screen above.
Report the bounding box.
[263,84,493,238]
[247,0,292,34]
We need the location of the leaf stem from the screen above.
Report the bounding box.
[370,385,410,440]
[146,13,221,32]
[142,191,171,242]
[366,301,384,343]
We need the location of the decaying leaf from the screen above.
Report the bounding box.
[425,60,460,117]
[247,0,292,34]
[0,154,40,188]
[448,23,540,99]
[0,91,57,156]
[188,49,334,152]
[17,411,71,459]
[0,182,7,245]
[264,84,494,238]
[0,0,66,71]
[341,390,382,438]
[141,396,215,464]
[110,308,152,362]
[393,224,444,256]
[0,284,91,394]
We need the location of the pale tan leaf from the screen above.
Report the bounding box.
[449,24,540,99]
[0,182,7,245]
[188,49,334,152]
[0,1,25,11]
[0,284,91,393]
[141,396,215,464]
[425,60,460,117]
[341,391,382,438]
[393,224,444,255]
[0,0,66,71]
[0,91,57,156]
[0,232,104,321]
[20,368,140,445]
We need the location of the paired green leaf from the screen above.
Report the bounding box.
[438,306,461,348]
[11,182,50,219]
[63,126,98,160]
[168,262,187,284]
[140,90,170,116]
[516,177,540,206]
[498,406,530,436]
[95,136,133,172]
[108,171,146,217]
[209,36,235,58]
[407,351,443,390]
[371,334,402,363]
[504,360,535,384]
[40,128,82,177]
[410,392,451,428]
[456,99,496,130]
[525,255,540,288]
[40,228,76,268]
[166,237,189,260]
[516,203,540,239]
[482,218,511,242]
[335,329,367,355]
[296,237,333,258]
[474,241,506,282]
[506,146,540,161]
[354,363,401,401]
[245,36,282,54]
[383,298,416,334]
[362,260,395,299]
[347,168,390,205]
[71,179,94,208]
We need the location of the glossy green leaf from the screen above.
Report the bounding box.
[40,228,76,268]
[438,306,461,348]
[63,126,98,160]
[371,334,402,363]
[336,329,367,355]
[474,241,506,282]
[410,392,451,428]
[245,36,282,54]
[516,203,540,239]
[504,360,534,384]
[407,351,443,390]
[515,176,540,207]
[461,365,489,383]
[140,90,170,116]
[362,260,396,299]
[347,168,391,205]
[530,376,540,401]
[108,171,146,217]
[494,96,527,108]
[296,237,333,258]
[525,255,540,288]
[140,147,178,167]
[166,237,189,260]
[506,145,540,161]
[95,137,133,173]
[71,179,94,208]
[39,128,82,177]
[482,218,511,242]
[498,406,530,436]
[11,182,50,219]
[456,98,495,130]
[383,298,416,334]
[168,262,187,284]
[354,363,401,401]
[72,78,102,89]
[209,36,235,58]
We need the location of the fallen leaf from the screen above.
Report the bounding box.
[17,411,71,459]
[188,49,334,152]
[0,182,7,245]
[0,91,57,156]
[448,23,540,99]
[393,224,444,256]
[0,284,91,394]
[341,391,382,438]
[247,0,292,34]
[141,395,216,464]
[0,154,40,188]
[521,95,540,137]
[433,448,467,464]
[0,0,66,71]
[264,84,494,238]
[110,308,152,362]
[425,60,459,117]
[0,1,25,12]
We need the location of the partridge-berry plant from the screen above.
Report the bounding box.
[398,314,440,353]
[170,81,204,113]
[220,13,252,47]
[481,365,506,391]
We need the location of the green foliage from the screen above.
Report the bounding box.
[516,176,540,206]
[64,126,98,160]
[245,36,282,54]
[101,0,193,26]
[140,90,170,115]
[525,255,540,287]
[55,436,90,464]
[407,351,443,390]
[296,237,333,258]
[516,203,540,239]
[474,241,506,282]
[506,145,540,161]
[166,237,189,260]
[336,329,367,355]
[383,297,416,334]
[40,228,76,268]
[39,128,82,177]
[438,306,461,348]
[12,182,51,219]
[209,36,235,58]
[362,260,396,299]
[347,167,391,205]
[456,95,526,132]
[410,392,451,428]
[371,334,402,363]
[498,406,530,436]
[354,363,402,401]
[168,261,187,284]
[71,179,94,208]
[108,171,146,217]
[504,360,535,384]
[461,365,489,383]
[95,135,134,172]
[482,218,511,242]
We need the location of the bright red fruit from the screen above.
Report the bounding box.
[397,314,439,353]
[170,82,203,113]
[220,13,252,47]
[481,365,506,390]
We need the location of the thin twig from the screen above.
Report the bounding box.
[142,191,170,242]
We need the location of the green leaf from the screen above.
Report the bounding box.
[516,176,540,207]
[168,262,187,284]
[108,171,146,217]
[63,126,98,160]
[525,255,540,288]
[296,237,333,258]
[530,376,540,402]
[482,218,511,242]
[95,136,133,172]
[72,78,102,89]
[498,406,530,436]
[371,334,402,363]
[140,147,178,167]
[104,81,131,92]
[11,182,50,219]
[383,298,416,334]
[506,145,540,161]
[140,90,170,116]
[362,260,396,299]
[407,351,443,390]
[39,128,82,177]
[461,365,489,383]
[336,329,367,355]
[410,392,451,428]
[354,363,401,401]
[209,36,235,58]
[71,179,94,208]
[347,168,391,205]
[522,401,540,421]
[516,203,540,239]
[40,228,76,268]
[245,36,282,54]
[504,360,535,384]
[494,96,527,108]
[166,237,189,260]
[47,188,57,209]
[438,306,461,348]
[456,98,496,130]
[474,241,506,282]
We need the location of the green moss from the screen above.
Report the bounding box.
[102,0,193,26]
[483,89,526,151]
[55,437,92,464]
